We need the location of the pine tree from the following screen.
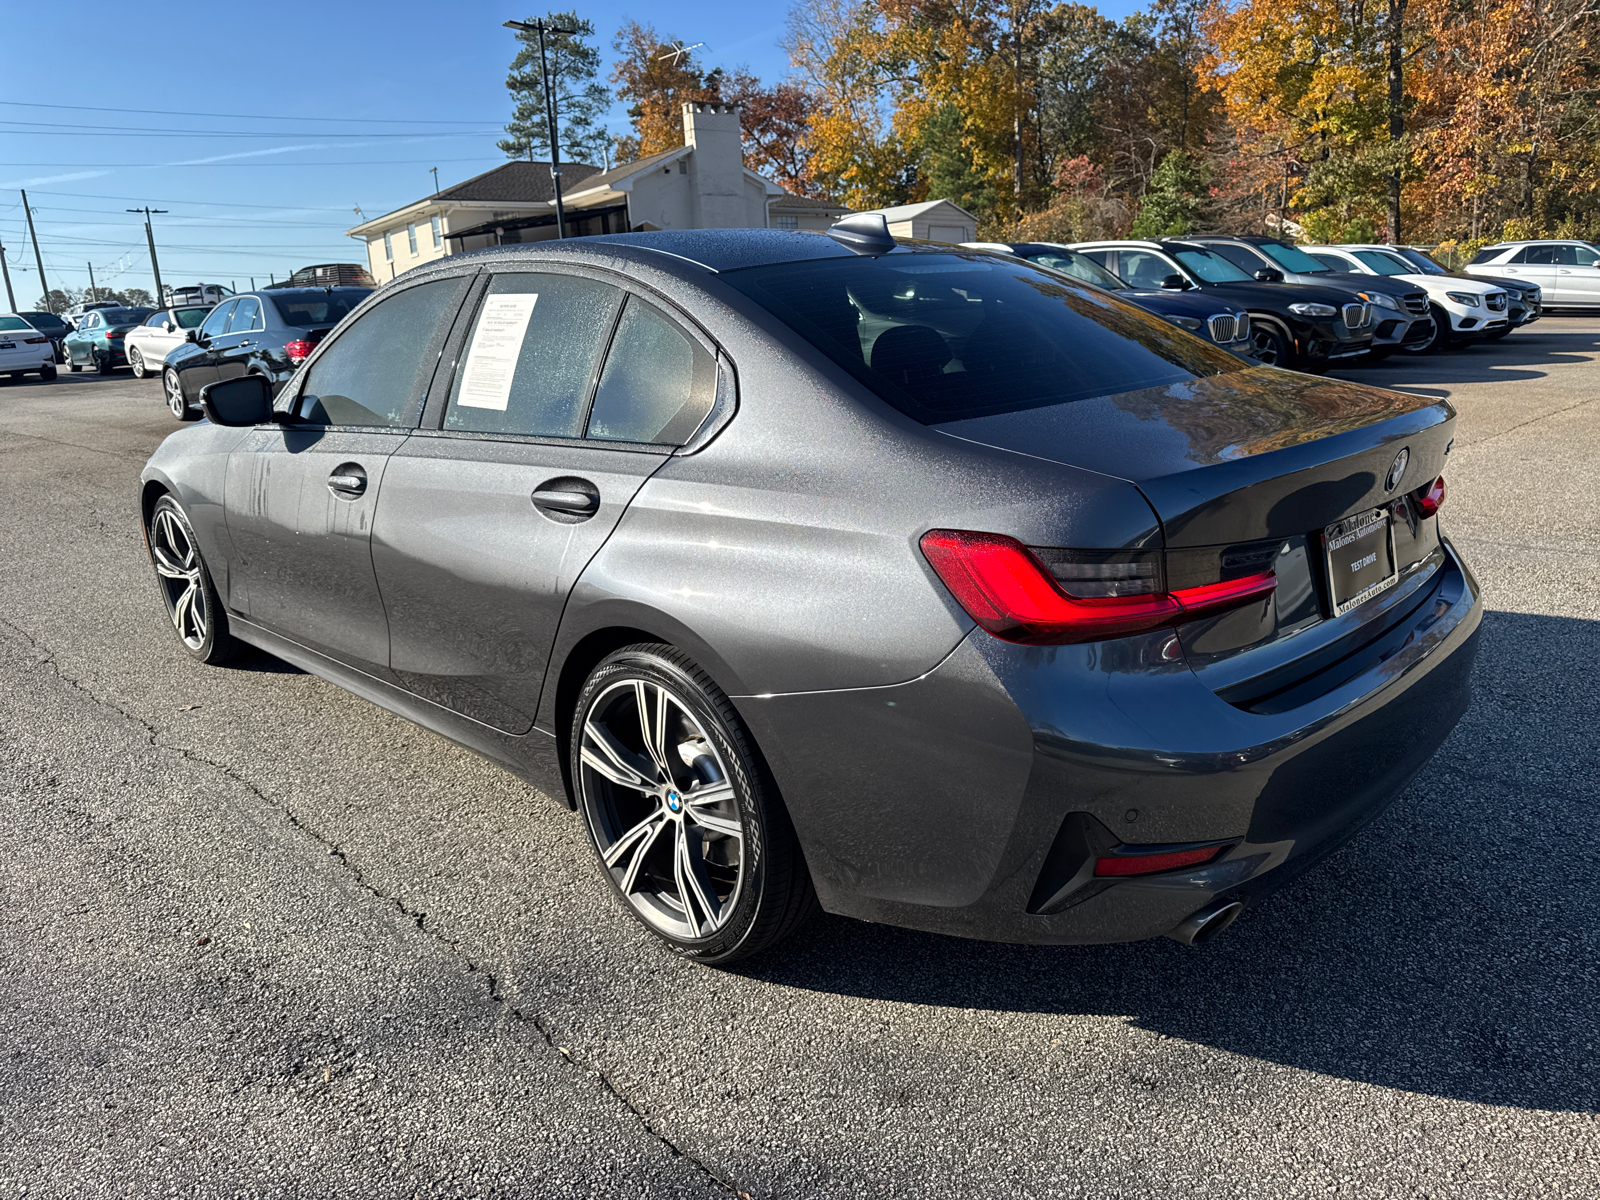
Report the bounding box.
[1130,150,1208,237]
[500,12,612,168]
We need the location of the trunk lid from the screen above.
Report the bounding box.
[938,367,1457,699]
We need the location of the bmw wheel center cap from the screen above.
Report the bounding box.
[666,791,682,812]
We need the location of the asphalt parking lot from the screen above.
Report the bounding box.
[2,324,1597,1199]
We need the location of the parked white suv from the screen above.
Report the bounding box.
[1303,245,1509,347]
[1464,240,1600,308]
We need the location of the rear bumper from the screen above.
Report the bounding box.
[752,538,1482,945]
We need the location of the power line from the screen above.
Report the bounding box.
[0,127,499,139]
[0,100,505,125]
[23,189,364,211]
[2,157,498,169]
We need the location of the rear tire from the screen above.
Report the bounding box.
[95,351,114,375]
[571,644,817,965]
[146,495,240,666]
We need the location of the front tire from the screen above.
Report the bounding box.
[1249,323,1292,368]
[571,644,816,965]
[66,351,81,373]
[164,368,195,421]
[146,495,240,665]
[129,347,148,378]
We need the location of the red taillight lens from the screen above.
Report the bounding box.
[284,339,314,364]
[1094,845,1225,877]
[105,330,125,339]
[1413,475,1446,518]
[23,336,47,344]
[919,529,1276,645]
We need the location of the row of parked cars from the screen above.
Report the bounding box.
[964,235,1572,372]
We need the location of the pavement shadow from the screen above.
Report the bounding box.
[1331,317,1600,390]
[746,608,1599,1113]
[222,644,306,675]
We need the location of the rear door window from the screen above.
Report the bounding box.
[295,278,466,428]
[586,298,717,445]
[443,272,621,438]
[1511,246,1559,265]
[227,297,261,333]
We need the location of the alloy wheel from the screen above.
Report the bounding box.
[149,508,208,650]
[130,348,146,378]
[1250,326,1286,366]
[164,369,187,418]
[579,679,746,941]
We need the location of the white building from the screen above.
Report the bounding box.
[851,200,978,244]
[346,103,794,277]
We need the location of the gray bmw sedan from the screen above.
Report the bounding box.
[138,220,1481,963]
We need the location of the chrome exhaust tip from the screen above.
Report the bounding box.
[1166,897,1244,946]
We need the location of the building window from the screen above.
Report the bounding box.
[407,223,418,255]
[431,215,442,247]
[774,215,799,230]
[383,232,393,261]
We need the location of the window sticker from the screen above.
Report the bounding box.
[456,293,539,411]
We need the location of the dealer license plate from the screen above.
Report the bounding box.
[1322,507,1398,616]
[0,342,14,350]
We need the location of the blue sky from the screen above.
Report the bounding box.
[0,0,1138,305]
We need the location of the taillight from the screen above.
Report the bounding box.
[284,339,314,364]
[23,337,47,344]
[105,330,125,339]
[919,529,1277,645]
[1094,844,1225,877]
[1413,475,1446,518]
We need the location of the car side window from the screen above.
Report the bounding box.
[1308,252,1346,271]
[199,302,234,339]
[1120,252,1177,289]
[443,271,621,438]
[1564,245,1599,267]
[81,313,99,330]
[295,278,462,428]
[228,297,261,333]
[1512,246,1559,265]
[1204,243,1262,274]
[586,298,718,445]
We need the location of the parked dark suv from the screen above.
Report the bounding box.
[1070,239,1375,370]
[160,287,371,420]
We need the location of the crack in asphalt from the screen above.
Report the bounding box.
[0,614,752,1200]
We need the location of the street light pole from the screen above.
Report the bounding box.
[503,17,578,240]
[20,190,50,311]
[127,207,168,306]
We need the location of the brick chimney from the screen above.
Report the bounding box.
[682,102,747,228]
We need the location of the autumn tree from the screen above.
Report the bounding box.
[722,71,823,195]
[611,22,726,161]
[501,12,612,167]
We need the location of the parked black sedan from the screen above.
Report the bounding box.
[62,306,155,374]
[1070,239,1375,370]
[964,241,1255,356]
[16,310,71,362]
[160,286,370,420]
[140,223,1480,963]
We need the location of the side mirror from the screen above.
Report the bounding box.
[164,322,176,333]
[1254,268,1284,282]
[200,375,274,427]
[185,328,202,344]
[1160,274,1189,290]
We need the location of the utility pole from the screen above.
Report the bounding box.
[87,261,97,301]
[0,239,15,312]
[503,17,577,239]
[21,190,50,312]
[127,207,167,306]
[431,167,440,196]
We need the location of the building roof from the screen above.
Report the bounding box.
[564,147,690,198]
[435,159,602,204]
[769,193,852,211]
[858,199,977,223]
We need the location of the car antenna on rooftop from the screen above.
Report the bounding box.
[827,213,896,256]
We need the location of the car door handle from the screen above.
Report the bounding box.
[532,482,599,517]
[328,465,368,497]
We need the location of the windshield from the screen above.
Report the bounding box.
[174,307,210,328]
[1352,251,1412,276]
[99,308,153,325]
[722,252,1243,425]
[1260,241,1331,274]
[1173,249,1253,282]
[1023,250,1128,291]
[0,316,34,332]
[268,290,368,328]
[1393,247,1447,274]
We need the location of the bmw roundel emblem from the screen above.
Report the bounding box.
[1385,448,1410,492]
[666,791,682,812]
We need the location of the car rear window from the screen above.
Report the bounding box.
[1023,250,1128,290]
[175,307,210,328]
[98,308,152,324]
[268,290,368,328]
[722,252,1244,424]
[0,316,33,331]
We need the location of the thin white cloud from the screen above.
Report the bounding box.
[0,169,111,188]
[165,142,350,166]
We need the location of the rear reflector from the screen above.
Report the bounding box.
[1413,476,1446,518]
[920,529,1276,645]
[1094,845,1225,877]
